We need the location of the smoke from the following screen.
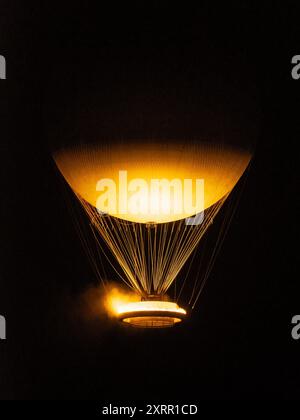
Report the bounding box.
[76,282,139,320]
[103,284,140,317]
[55,282,140,342]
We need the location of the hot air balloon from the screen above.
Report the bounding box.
[49,45,257,328]
[53,138,252,327]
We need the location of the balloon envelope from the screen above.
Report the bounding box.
[54,141,251,223]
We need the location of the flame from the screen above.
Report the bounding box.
[104,286,140,317]
[104,286,186,319]
[117,300,186,315]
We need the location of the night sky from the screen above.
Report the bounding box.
[0,2,299,401]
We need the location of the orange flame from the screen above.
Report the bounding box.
[104,286,140,317]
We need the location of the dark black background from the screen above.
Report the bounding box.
[0,2,299,401]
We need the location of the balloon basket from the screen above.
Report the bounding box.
[117,299,187,328]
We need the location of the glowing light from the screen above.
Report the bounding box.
[117,300,187,328]
[116,300,186,315]
[104,288,186,328]
[104,287,140,317]
[54,142,251,223]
